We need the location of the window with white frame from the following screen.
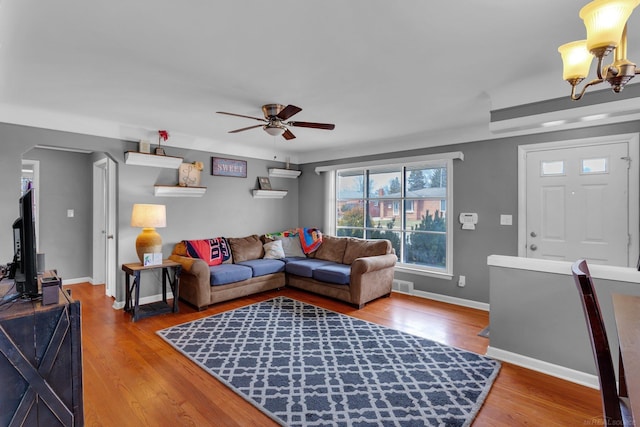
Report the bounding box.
[335,160,452,274]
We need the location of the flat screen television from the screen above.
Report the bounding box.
[13,188,38,296]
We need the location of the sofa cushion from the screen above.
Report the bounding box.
[227,235,264,263]
[263,240,285,259]
[285,258,334,278]
[282,256,307,263]
[312,264,351,285]
[313,235,348,263]
[209,264,253,286]
[236,259,285,277]
[343,238,391,265]
[275,235,306,257]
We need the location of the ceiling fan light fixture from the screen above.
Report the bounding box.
[217,104,333,140]
[264,125,285,136]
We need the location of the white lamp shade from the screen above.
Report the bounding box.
[558,40,594,80]
[580,0,640,51]
[131,204,166,228]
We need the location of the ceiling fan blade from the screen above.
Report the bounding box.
[282,129,296,140]
[228,124,264,134]
[217,111,267,122]
[277,105,302,120]
[288,121,335,130]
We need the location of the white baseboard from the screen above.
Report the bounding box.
[392,289,490,312]
[61,277,92,285]
[486,346,599,389]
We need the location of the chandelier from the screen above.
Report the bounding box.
[558,0,640,100]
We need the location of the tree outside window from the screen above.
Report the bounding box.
[336,163,450,273]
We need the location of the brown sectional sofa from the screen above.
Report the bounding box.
[169,234,396,310]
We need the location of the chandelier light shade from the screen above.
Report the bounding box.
[558,0,640,100]
[131,203,166,263]
[580,0,638,52]
[558,40,593,80]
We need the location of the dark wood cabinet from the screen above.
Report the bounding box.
[0,282,83,426]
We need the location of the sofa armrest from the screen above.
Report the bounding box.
[169,254,209,277]
[350,253,397,275]
[168,254,213,309]
[349,254,397,308]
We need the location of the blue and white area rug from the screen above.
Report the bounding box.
[157,297,500,427]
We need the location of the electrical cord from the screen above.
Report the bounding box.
[0,280,20,309]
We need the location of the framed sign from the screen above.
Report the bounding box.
[211,157,247,178]
[258,176,272,190]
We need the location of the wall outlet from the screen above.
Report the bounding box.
[67,209,74,218]
[458,275,466,287]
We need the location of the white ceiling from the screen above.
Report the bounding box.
[0,0,636,163]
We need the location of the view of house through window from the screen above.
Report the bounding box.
[336,161,450,273]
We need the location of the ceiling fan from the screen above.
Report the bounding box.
[216,104,335,140]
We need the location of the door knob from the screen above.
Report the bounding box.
[530,231,537,238]
[530,244,537,251]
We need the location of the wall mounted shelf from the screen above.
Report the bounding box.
[268,168,301,178]
[252,189,288,199]
[154,185,206,197]
[125,151,183,169]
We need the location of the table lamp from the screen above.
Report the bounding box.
[130,204,166,263]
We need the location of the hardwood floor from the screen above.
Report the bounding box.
[69,283,602,426]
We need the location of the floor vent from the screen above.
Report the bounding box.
[392,279,414,294]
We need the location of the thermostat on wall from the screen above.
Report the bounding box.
[459,213,478,230]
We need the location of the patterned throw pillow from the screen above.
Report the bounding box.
[263,240,285,259]
[183,237,232,266]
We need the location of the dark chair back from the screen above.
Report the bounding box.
[571,259,623,425]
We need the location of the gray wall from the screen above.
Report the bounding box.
[23,148,93,279]
[299,121,640,303]
[2,119,639,306]
[0,123,299,304]
[488,262,640,376]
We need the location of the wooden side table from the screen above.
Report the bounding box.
[122,259,181,322]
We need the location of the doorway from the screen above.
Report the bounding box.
[92,157,117,297]
[21,159,40,251]
[518,134,639,267]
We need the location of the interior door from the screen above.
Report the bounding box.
[92,157,117,297]
[525,142,630,266]
[105,157,116,297]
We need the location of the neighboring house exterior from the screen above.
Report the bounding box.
[338,187,446,228]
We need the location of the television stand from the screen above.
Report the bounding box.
[0,278,83,426]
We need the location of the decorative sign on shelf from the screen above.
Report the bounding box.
[211,157,247,178]
[258,176,272,190]
[179,162,203,187]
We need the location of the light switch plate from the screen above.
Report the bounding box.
[500,214,512,225]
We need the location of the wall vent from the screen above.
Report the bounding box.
[392,279,414,294]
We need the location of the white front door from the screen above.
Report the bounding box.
[524,139,634,266]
